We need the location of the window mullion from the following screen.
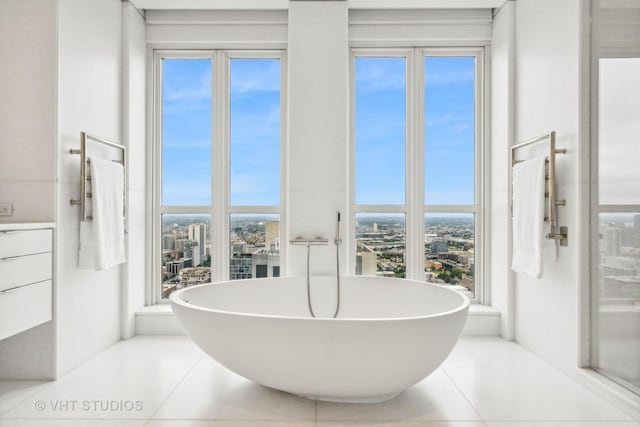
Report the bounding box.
[407,48,424,282]
[213,51,228,282]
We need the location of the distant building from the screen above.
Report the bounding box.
[162,234,175,250]
[356,251,378,276]
[430,240,448,256]
[265,221,280,254]
[601,256,637,277]
[252,251,280,278]
[605,227,622,257]
[175,238,187,253]
[230,253,252,280]
[180,267,211,287]
[184,240,200,267]
[188,223,207,258]
[166,260,184,275]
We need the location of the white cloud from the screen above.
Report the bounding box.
[425,69,474,86]
[231,60,281,93]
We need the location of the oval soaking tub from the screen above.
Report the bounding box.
[170,276,469,403]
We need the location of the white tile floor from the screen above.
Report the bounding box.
[0,336,638,427]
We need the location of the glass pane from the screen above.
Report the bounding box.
[598,58,640,205]
[594,213,640,391]
[355,213,405,278]
[424,213,475,298]
[161,214,212,299]
[230,59,281,206]
[162,59,212,206]
[425,57,475,205]
[355,57,406,205]
[230,214,280,280]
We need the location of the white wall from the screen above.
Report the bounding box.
[490,0,515,340]
[513,0,584,371]
[287,2,350,282]
[0,0,56,223]
[56,0,123,375]
[122,2,147,338]
[0,0,57,380]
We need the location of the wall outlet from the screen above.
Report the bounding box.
[0,203,13,216]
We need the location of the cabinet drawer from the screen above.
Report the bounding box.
[0,252,52,292]
[0,280,52,341]
[0,229,52,259]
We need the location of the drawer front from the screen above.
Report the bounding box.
[0,229,52,259]
[0,280,52,341]
[0,252,52,292]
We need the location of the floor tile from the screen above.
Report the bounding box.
[0,420,146,427]
[3,336,202,420]
[0,382,48,416]
[146,421,314,427]
[316,369,482,422]
[486,422,640,427]
[151,356,315,421]
[316,422,489,427]
[443,338,634,422]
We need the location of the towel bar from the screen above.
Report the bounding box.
[511,131,568,246]
[69,132,126,222]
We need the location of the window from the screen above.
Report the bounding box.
[352,49,483,301]
[591,57,640,393]
[155,51,285,301]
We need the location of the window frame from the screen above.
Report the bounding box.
[350,47,486,304]
[151,49,287,303]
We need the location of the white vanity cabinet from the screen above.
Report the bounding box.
[0,225,54,341]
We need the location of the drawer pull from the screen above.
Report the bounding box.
[1,287,18,294]
[0,256,20,262]
[0,231,19,235]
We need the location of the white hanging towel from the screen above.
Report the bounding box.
[511,156,547,278]
[79,157,126,270]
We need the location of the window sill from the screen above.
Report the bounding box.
[135,304,500,336]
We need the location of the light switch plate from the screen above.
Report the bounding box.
[0,203,13,216]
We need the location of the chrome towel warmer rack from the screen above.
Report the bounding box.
[511,130,568,246]
[69,131,126,221]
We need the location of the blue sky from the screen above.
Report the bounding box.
[162,56,474,207]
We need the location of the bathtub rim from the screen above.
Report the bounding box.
[169,275,470,322]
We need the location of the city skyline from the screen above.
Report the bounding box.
[161,213,477,298]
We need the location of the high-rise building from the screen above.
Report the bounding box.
[605,226,622,257]
[162,234,176,250]
[184,240,201,267]
[188,223,207,257]
[265,221,280,254]
[175,238,187,253]
[430,240,449,256]
[356,251,378,276]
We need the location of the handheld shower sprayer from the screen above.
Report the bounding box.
[335,211,342,246]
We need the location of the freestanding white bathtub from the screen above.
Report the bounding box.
[170,276,469,403]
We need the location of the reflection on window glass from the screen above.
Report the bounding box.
[162,59,212,206]
[161,214,212,298]
[355,57,406,205]
[598,58,640,205]
[595,213,640,390]
[355,213,405,278]
[230,59,281,206]
[425,57,475,205]
[230,214,280,280]
[424,213,475,298]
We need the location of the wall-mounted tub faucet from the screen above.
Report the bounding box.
[288,212,342,319]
